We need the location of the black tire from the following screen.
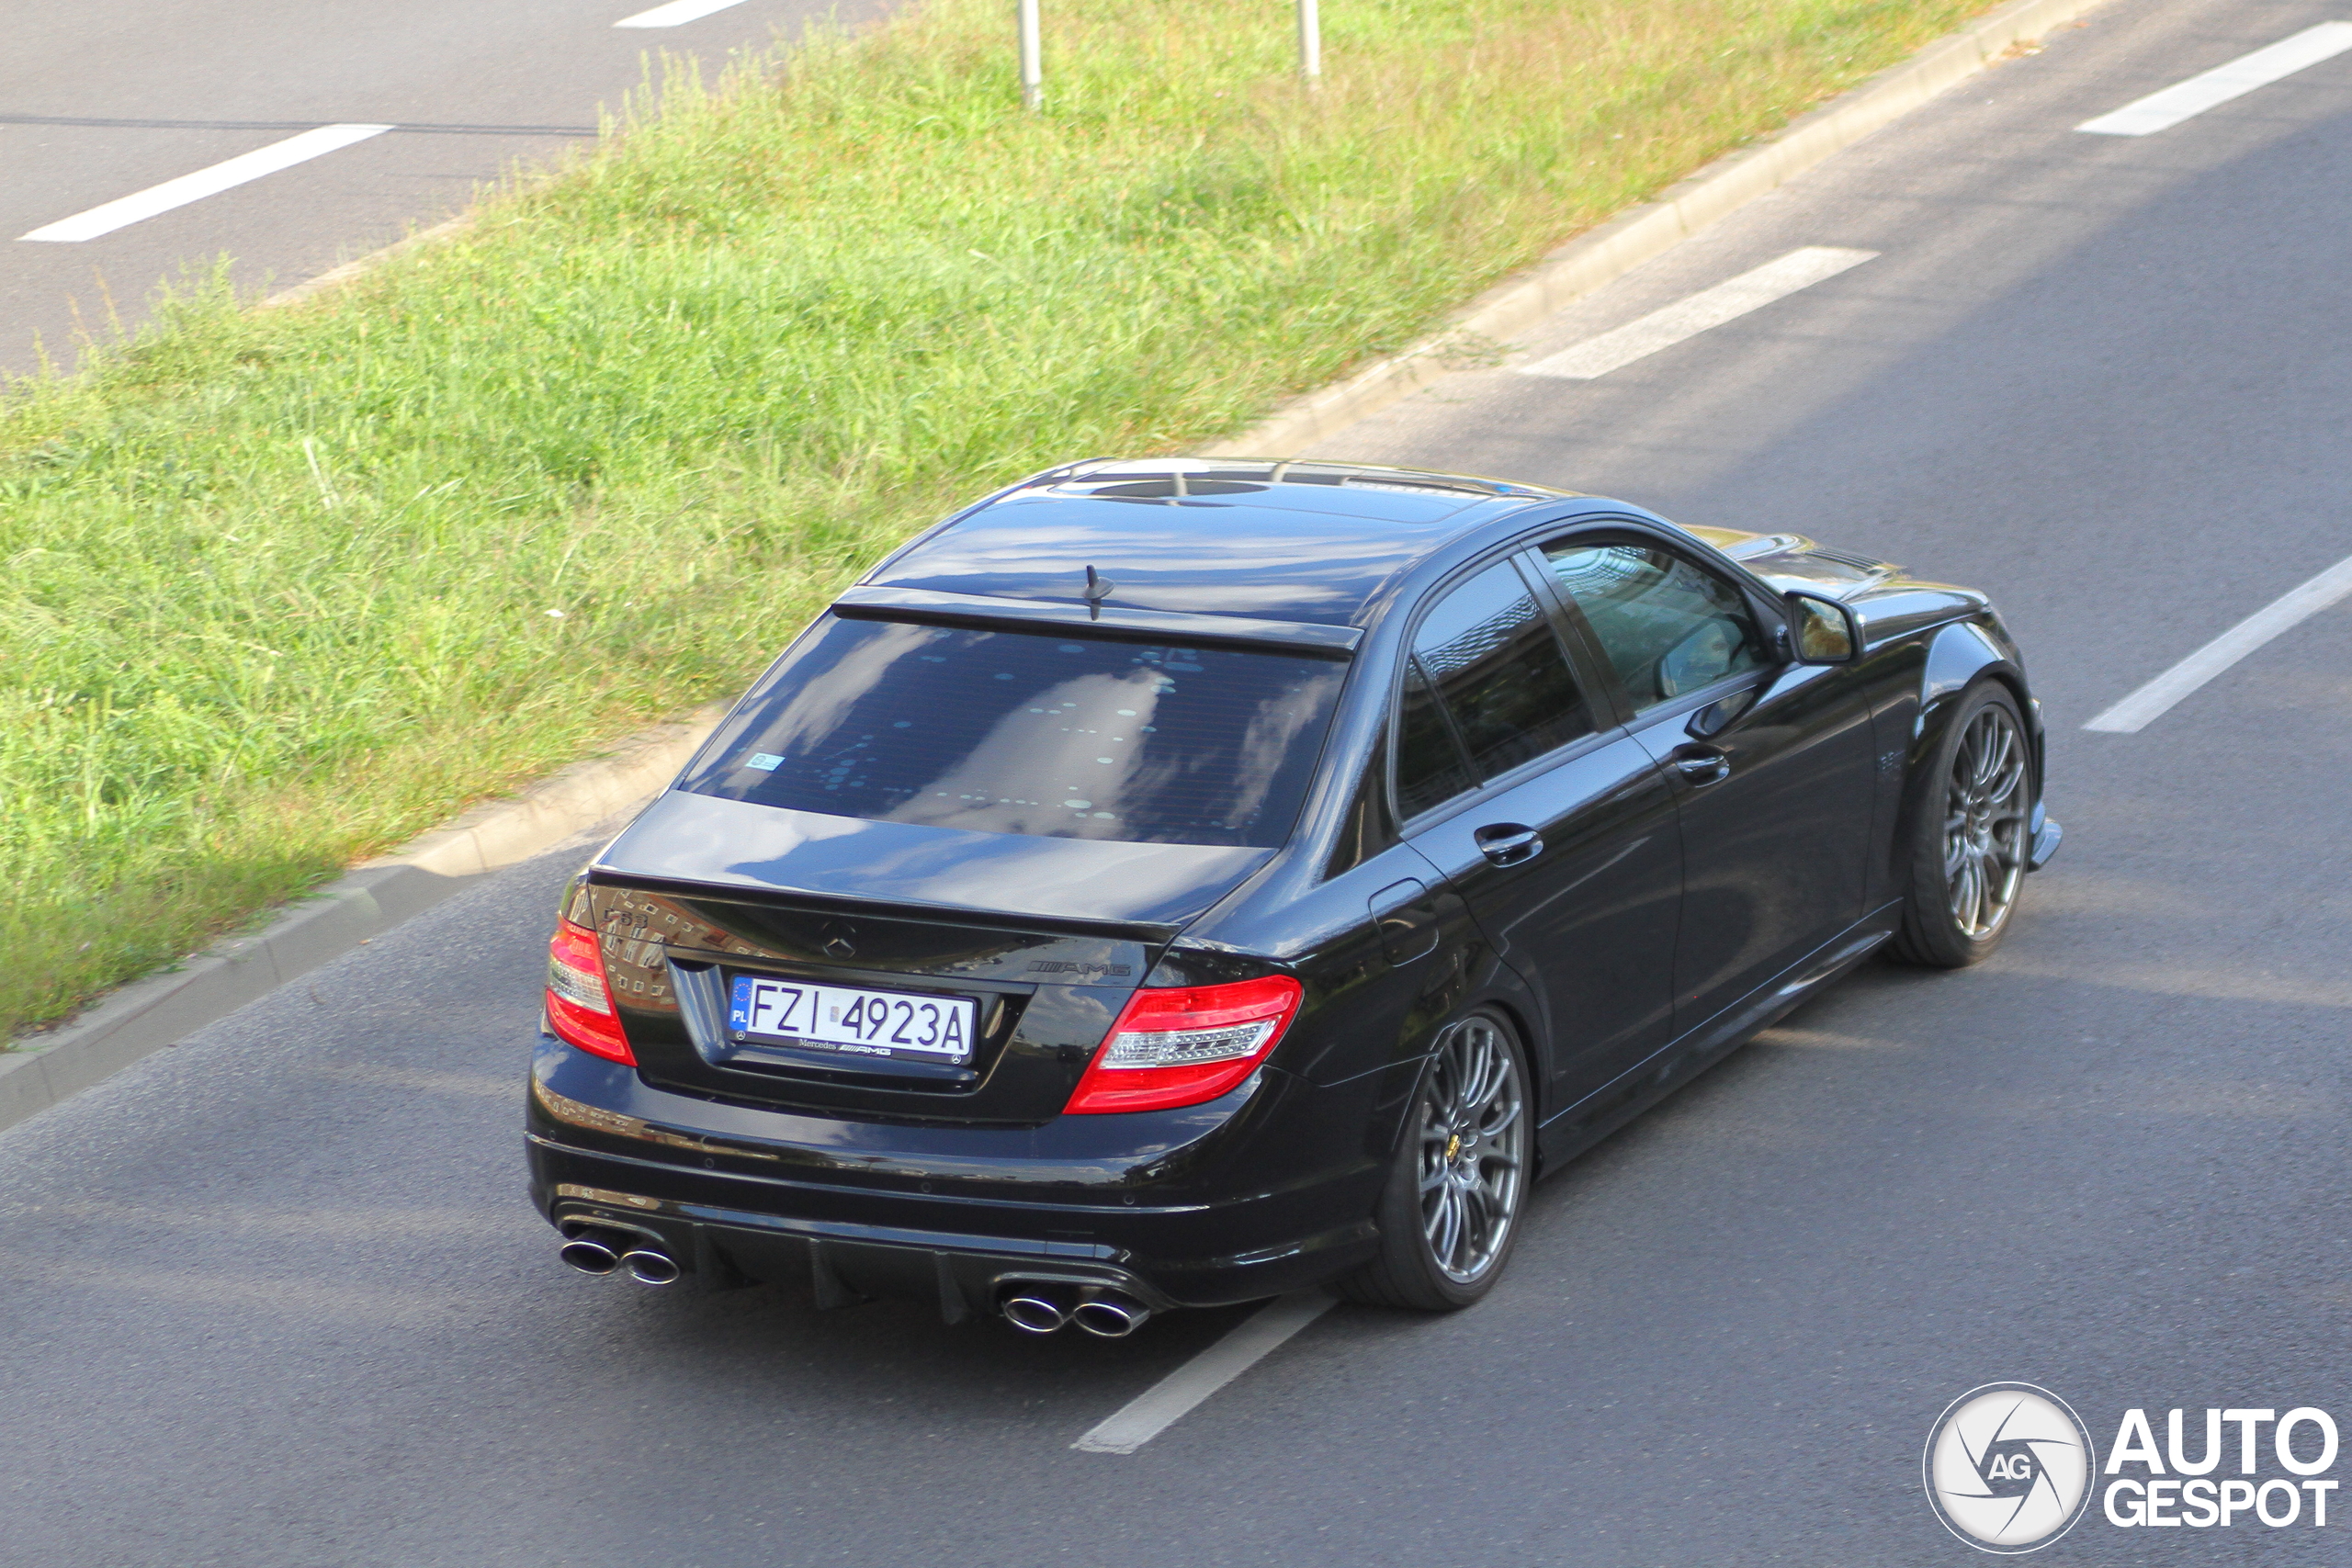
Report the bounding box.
[1888,682,2032,968]
[1338,1010,1532,1312]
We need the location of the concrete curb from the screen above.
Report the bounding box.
[1201,0,2121,458]
[0,705,724,1135]
[259,214,476,310]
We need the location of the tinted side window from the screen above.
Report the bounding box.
[1409,561,1596,790]
[1396,660,1476,818]
[1542,541,1765,712]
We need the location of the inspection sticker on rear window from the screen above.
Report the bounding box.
[727,975,977,1063]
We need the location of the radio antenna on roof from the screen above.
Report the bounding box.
[1083,564,1115,619]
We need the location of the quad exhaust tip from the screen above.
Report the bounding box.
[998,1284,1151,1337]
[559,1237,620,1276]
[559,1226,679,1285]
[1070,1295,1150,1338]
[621,1247,682,1286]
[1001,1292,1069,1334]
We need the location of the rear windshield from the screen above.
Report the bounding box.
[684,616,1347,848]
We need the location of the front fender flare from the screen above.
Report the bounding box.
[1892,618,2041,880]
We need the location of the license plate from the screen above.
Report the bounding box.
[726,975,978,1065]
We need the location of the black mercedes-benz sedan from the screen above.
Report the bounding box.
[527,457,2058,1333]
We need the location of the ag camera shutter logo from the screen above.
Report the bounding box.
[1924,1382,2095,1552]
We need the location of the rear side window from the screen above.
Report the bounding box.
[1396,663,1476,819]
[1393,561,1596,817]
[684,617,1345,848]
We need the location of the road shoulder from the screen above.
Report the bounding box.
[0,705,720,1134]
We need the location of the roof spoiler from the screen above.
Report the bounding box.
[831,584,1363,657]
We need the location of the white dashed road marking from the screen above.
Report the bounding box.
[1516,246,1879,381]
[1073,1292,1335,1454]
[20,124,396,243]
[2085,550,2352,732]
[2076,21,2352,136]
[615,0,755,27]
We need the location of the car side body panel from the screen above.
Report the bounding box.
[1187,502,2050,1181]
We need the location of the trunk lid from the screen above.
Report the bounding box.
[582,791,1272,1122]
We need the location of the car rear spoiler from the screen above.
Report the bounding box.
[831,584,1363,658]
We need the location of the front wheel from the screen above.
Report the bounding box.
[1339,1010,1531,1312]
[1889,682,2032,968]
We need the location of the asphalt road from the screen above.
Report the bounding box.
[0,0,880,378]
[7,0,2352,1562]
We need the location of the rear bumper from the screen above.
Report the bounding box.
[526,1037,1392,1313]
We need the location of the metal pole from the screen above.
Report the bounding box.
[1296,0,1321,88]
[1019,0,1043,112]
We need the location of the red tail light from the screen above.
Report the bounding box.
[1063,975,1303,1115]
[546,919,633,1065]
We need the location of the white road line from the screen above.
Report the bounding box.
[1072,1291,1335,1454]
[615,0,753,26]
[20,124,395,243]
[2076,22,2352,136]
[2084,552,2352,733]
[1517,246,1879,381]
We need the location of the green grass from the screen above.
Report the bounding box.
[3,0,2005,1039]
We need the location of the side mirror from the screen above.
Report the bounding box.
[1783,591,1860,664]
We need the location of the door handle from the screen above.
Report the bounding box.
[1474,822,1544,867]
[1672,744,1731,785]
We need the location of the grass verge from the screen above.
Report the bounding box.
[5,0,2007,1039]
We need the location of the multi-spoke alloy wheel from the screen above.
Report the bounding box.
[1418,1016,1527,1283]
[1943,703,2029,940]
[1894,682,2033,968]
[1342,1010,1531,1310]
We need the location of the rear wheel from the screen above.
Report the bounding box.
[1890,682,2031,968]
[1339,1010,1530,1312]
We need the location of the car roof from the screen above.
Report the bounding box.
[861,458,1574,630]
